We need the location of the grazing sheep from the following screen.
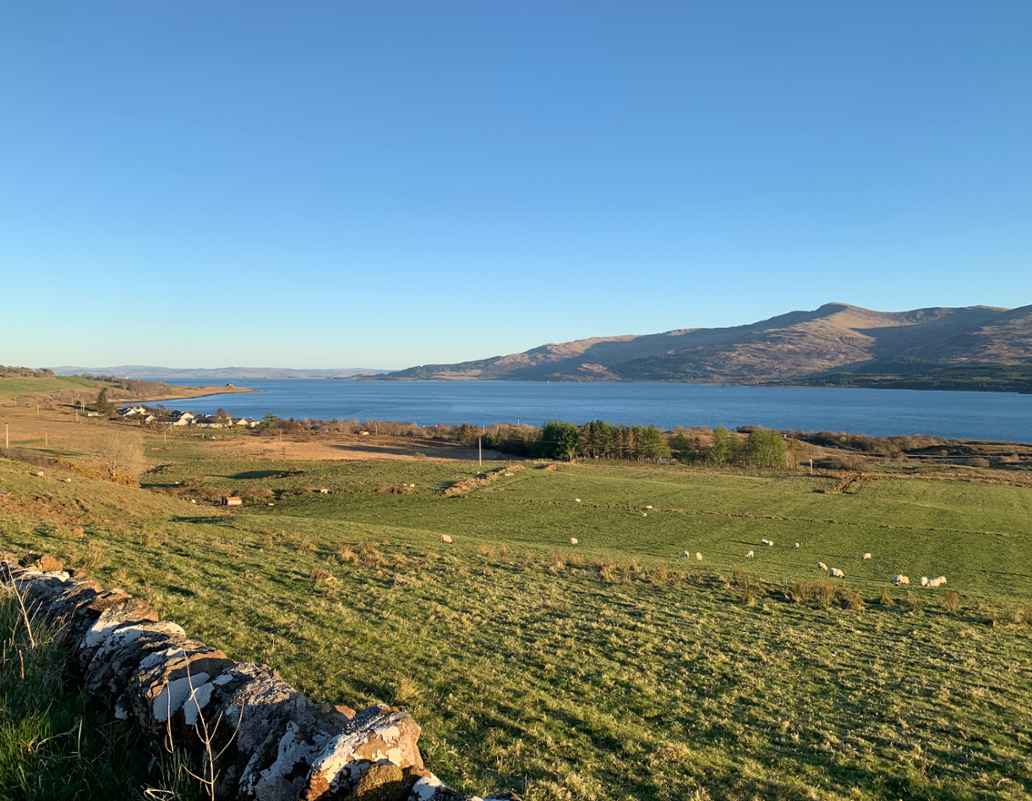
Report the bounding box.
[574,498,582,503]
[695,552,703,561]
[794,542,800,549]
[644,504,654,510]
[928,576,947,588]
[746,550,755,558]
[683,550,691,558]
[829,567,845,578]
[642,512,648,517]
[761,538,774,546]
[817,561,829,572]
[440,534,454,544]
[891,574,910,586]
[863,553,872,560]
[569,537,578,545]
[920,576,929,587]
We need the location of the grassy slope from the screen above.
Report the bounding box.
[0,454,1030,800]
[0,376,103,398]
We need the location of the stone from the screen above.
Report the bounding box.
[18,552,64,572]
[352,763,408,800]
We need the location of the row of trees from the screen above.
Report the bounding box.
[481,420,790,468]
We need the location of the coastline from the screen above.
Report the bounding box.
[121,385,257,404]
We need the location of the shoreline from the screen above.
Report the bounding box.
[121,385,257,404]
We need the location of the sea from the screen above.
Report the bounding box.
[156,380,1032,442]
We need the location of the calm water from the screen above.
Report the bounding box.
[159,380,1032,442]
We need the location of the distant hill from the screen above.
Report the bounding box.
[51,366,385,380]
[384,303,1032,391]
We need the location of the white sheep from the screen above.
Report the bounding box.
[817,561,829,572]
[920,576,929,587]
[863,553,872,560]
[829,567,845,578]
[746,550,755,558]
[761,538,774,546]
[440,534,454,544]
[644,505,654,510]
[695,552,703,561]
[794,542,800,549]
[683,550,691,558]
[642,512,648,517]
[891,574,910,586]
[928,576,947,588]
[569,537,578,545]
[574,498,581,503]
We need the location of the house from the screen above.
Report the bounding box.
[195,415,230,429]
[119,406,148,417]
[221,496,243,507]
[170,411,195,427]
[235,418,252,427]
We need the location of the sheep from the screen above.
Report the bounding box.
[695,552,703,561]
[863,553,872,560]
[891,574,910,586]
[920,576,929,587]
[761,538,774,546]
[928,576,947,588]
[794,542,801,549]
[829,567,845,578]
[574,498,582,503]
[644,505,654,510]
[569,537,578,545]
[683,550,691,559]
[642,512,648,517]
[817,561,829,572]
[440,534,454,544]
[746,550,755,558]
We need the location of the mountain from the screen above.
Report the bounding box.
[384,303,1032,391]
[51,366,385,380]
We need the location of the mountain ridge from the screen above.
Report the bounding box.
[384,303,1032,390]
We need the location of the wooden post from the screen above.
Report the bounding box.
[44,431,48,448]
[4,423,8,450]
[478,435,483,467]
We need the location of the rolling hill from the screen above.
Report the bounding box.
[386,303,1032,390]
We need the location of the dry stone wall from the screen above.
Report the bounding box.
[2,552,517,801]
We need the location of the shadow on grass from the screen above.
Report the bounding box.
[222,469,305,480]
[170,515,234,526]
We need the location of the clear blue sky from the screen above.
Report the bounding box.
[3,3,1030,369]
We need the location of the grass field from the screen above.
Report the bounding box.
[0,375,103,399]
[0,409,1031,800]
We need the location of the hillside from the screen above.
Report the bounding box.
[385,303,1032,389]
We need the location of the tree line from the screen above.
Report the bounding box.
[481,420,789,468]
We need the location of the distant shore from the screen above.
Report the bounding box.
[123,385,257,404]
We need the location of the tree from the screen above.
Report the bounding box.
[98,435,147,484]
[709,427,739,466]
[634,426,671,461]
[540,421,580,461]
[96,387,114,416]
[745,428,787,469]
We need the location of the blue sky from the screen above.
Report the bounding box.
[3,3,1030,369]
